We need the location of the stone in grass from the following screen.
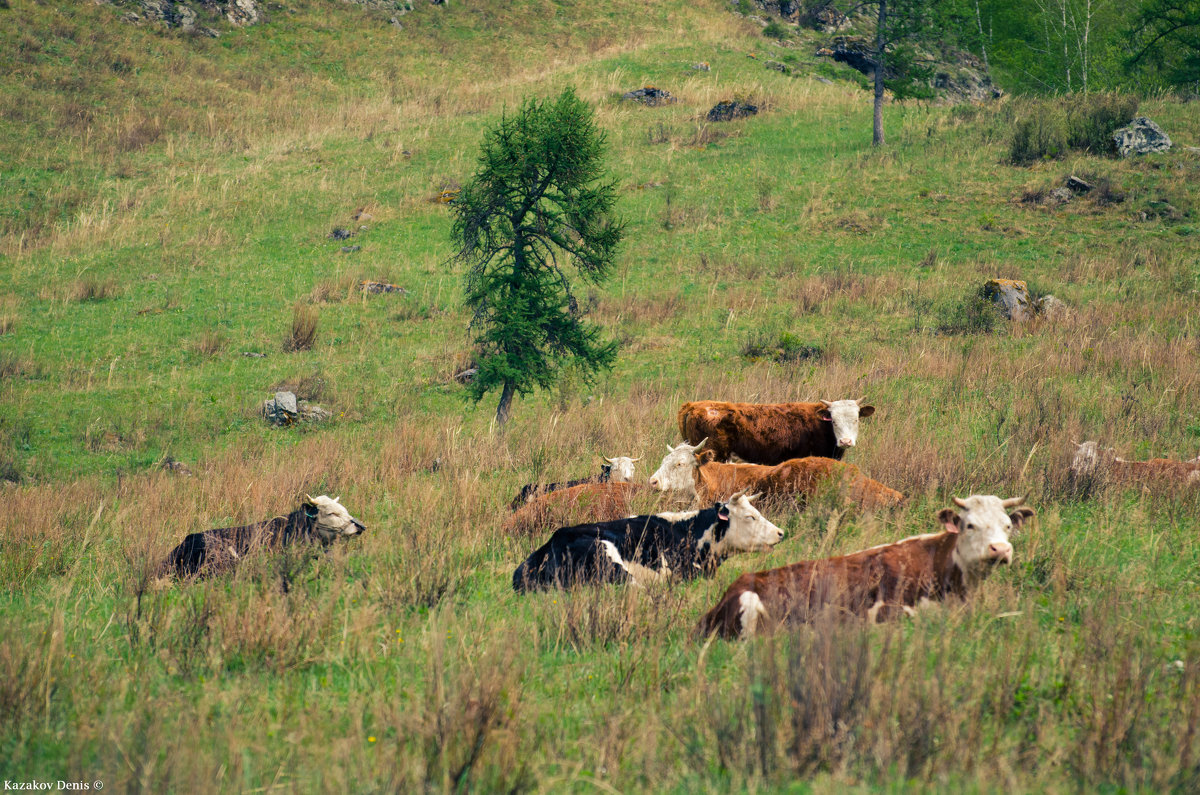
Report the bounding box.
[621,87,676,106]
[262,391,331,427]
[360,281,408,295]
[1037,295,1070,320]
[1112,117,1171,157]
[707,100,758,122]
[341,245,361,253]
[981,279,1034,322]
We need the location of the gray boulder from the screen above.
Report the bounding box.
[1037,295,1070,320]
[1113,117,1171,157]
[261,391,330,426]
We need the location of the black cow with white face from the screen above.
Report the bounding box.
[157,494,366,580]
[512,492,783,592]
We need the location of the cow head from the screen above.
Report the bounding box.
[303,494,367,542]
[704,492,784,558]
[1069,440,1116,478]
[649,440,705,496]
[938,495,1033,582]
[604,455,640,483]
[817,398,875,450]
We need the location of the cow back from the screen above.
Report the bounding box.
[679,401,838,465]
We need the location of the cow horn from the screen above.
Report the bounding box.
[745,491,762,503]
[604,456,616,463]
[667,443,676,453]
[693,437,708,451]
[728,489,747,501]
[630,456,642,462]
[304,493,316,505]
[334,496,341,503]
[1001,494,1028,508]
[952,496,969,508]
[855,396,866,404]
[819,399,831,407]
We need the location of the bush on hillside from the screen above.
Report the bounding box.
[1008,93,1139,164]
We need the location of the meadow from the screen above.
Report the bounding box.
[1,0,1199,791]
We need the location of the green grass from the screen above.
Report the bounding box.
[2,0,1200,791]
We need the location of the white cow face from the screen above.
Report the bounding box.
[649,440,705,497]
[303,494,367,542]
[938,495,1033,581]
[707,493,784,556]
[604,456,640,483]
[1069,441,1116,477]
[817,399,875,450]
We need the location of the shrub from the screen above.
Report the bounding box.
[1009,110,1069,165]
[763,20,789,40]
[283,304,319,352]
[1067,92,1139,155]
[191,330,225,358]
[740,329,824,363]
[937,290,1004,335]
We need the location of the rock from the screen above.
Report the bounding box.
[1066,175,1093,193]
[981,279,1035,321]
[821,37,889,79]
[932,68,1003,103]
[691,62,711,71]
[765,60,791,75]
[226,0,260,26]
[241,351,268,358]
[341,245,361,253]
[802,4,849,31]
[329,227,353,240]
[275,391,298,415]
[261,391,330,426]
[1113,117,1171,157]
[621,87,676,106]
[162,459,193,477]
[815,76,833,85]
[453,368,478,383]
[1037,295,1070,320]
[1047,187,1074,206]
[707,100,758,122]
[360,281,408,295]
[389,16,402,27]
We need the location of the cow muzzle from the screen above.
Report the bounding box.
[837,439,855,448]
[349,519,367,535]
[986,542,1012,565]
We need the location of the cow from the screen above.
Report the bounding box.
[697,494,1034,640]
[502,481,643,536]
[1070,441,1200,487]
[156,494,366,579]
[649,440,903,510]
[509,456,640,510]
[512,492,784,592]
[678,398,875,464]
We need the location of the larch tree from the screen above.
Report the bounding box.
[450,88,624,427]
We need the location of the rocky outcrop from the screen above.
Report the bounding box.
[1112,117,1172,157]
[707,100,758,121]
[981,279,1034,322]
[621,87,676,106]
[262,391,330,426]
[126,0,260,31]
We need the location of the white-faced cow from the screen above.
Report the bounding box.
[678,398,875,464]
[649,440,903,509]
[1070,441,1200,488]
[510,455,641,510]
[512,492,784,592]
[157,494,366,579]
[698,494,1033,639]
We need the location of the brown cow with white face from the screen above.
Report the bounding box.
[698,494,1033,640]
[648,439,902,509]
[1070,441,1200,487]
[677,398,875,465]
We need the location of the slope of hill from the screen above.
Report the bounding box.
[2,0,1199,791]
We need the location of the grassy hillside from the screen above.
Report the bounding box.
[2,0,1200,791]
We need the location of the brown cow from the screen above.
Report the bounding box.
[501,481,642,536]
[698,494,1034,640]
[649,440,903,509]
[1070,441,1200,487]
[677,398,875,464]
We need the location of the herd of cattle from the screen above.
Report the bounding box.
[156,398,1200,640]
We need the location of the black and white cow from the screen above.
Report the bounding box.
[156,494,366,579]
[511,492,784,592]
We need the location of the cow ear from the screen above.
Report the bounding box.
[818,409,832,421]
[697,449,716,465]
[303,502,320,519]
[858,405,875,418]
[937,508,960,534]
[1009,507,1036,530]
